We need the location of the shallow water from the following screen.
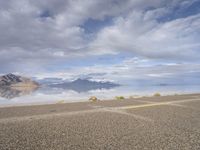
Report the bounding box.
[0,84,200,106]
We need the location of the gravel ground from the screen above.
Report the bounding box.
[0,94,200,150]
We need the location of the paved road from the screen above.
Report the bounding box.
[1,94,200,149]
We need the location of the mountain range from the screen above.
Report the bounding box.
[0,74,39,99]
[47,78,120,93]
[0,74,120,99]
[0,73,39,87]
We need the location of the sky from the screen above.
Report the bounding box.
[0,0,200,82]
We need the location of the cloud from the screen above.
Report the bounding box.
[91,4,200,60]
[33,56,200,85]
[0,0,199,77]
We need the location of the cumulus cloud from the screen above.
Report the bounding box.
[91,3,200,60]
[0,0,199,77]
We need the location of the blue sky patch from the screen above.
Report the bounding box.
[157,1,200,22]
[39,10,53,19]
[81,17,113,34]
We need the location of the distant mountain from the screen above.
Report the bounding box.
[0,73,39,87]
[48,78,120,93]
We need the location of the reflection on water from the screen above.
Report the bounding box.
[0,84,200,106]
[0,86,38,99]
[0,84,120,105]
